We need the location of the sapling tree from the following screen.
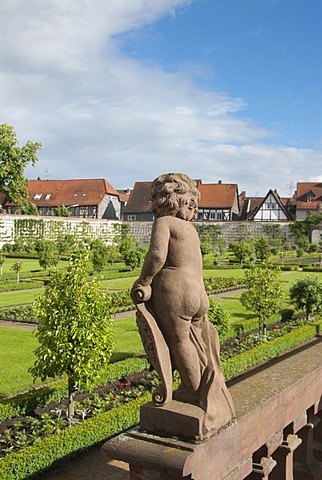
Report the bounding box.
[0,254,4,275]
[289,276,322,320]
[230,239,253,264]
[254,236,271,262]
[11,260,22,282]
[207,298,231,339]
[240,264,284,337]
[29,254,115,418]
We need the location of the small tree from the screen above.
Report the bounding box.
[289,276,322,320]
[106,244,120,265]
[29,255,115,418]
[254,236,271,262]
[11,260,22,282]
[124,248,144,270]
[36,240,59,271]
[90,239,109,273]
[200,234,213,257]
[0,254,5,275]
[55,204,72,217]
[230,239,253,264]
[119,232,137,258]
[240,264,284,337]
[207,298,231,339]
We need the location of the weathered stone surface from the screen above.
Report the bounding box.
[103,339,322,480]
[130,173,235,438]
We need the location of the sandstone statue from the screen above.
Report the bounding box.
[131,173,235,438]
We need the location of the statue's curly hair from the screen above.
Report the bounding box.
[150,173,200,219]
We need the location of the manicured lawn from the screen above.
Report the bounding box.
[0,316,143,398]
[0,289,42,307]
[0,327,41,398]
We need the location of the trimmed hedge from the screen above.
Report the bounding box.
[223,320,321,380]
[0,357,149,423]
[0,394,150,480]
[0,322,321,479]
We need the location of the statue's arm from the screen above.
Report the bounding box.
[137,217,170,286]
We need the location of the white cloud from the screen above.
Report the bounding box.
[1,0,321,198]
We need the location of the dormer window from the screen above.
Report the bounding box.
[73,193,78,197]
[82,193,86,197]
[33,193,42,200]
[44,194,51,200]
[306,192,315,203]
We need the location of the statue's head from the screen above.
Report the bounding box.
[150,173,200,221]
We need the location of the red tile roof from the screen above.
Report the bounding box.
[123,182,153,213]
[26,178,119,207]
[198,183,238,208]
[296,182,322,210]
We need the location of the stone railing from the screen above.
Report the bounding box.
[103,336,322,480]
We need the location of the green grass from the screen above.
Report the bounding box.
[102,277,137,291]
[0,327,41,398]
[0,290,42,307]
[111,316,144,362]
[0,316,143,399]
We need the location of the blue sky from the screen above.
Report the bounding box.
[0,0,321,197]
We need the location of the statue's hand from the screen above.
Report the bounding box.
[131,284,152,304]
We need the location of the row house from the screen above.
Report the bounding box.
[239,189,294,222]
[294,182,322,220]
[1,178,122,220]
[123,180,240,222]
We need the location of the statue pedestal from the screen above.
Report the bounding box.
[140,400,205,443]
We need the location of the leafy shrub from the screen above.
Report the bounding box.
[207,298,231,338]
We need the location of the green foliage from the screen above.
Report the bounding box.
[90,238,109,273]
[204,277,245,295]
[254,236,271,262]
[54,204,72,217]
[222,321,321,380]
[29,254,115,417]
[20,203,39,215]
[230,239,253,264]
[207,298,230,338]
[0,395,149,480]
[36,241,59,271]
[11,260,22,282]
[289,276,322,320]
[240,264,284,337]
[123,248,144,270]
[119,232,137,256]
[0,124,41,209]
[0,357,149,423]
[200,233,213,256]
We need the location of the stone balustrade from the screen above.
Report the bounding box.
[103,337,322,480]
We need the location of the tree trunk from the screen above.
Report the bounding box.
[68,377,75,418]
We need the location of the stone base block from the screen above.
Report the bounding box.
[140,400,206,443]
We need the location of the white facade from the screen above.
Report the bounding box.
[253,192,289,222]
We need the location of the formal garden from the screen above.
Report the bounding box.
[0,229,322,479]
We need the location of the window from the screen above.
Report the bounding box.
[307,193,314,203]
[44,194,51,200]
[127,215,136,221]
[33,193,42,200]
[82,193,86,197]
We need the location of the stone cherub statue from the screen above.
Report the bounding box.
[131,173,235,439]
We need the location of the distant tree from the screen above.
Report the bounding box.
[119,232,137,258]
[55,204,72,217]
[21,203,39,215]
[240,264,284,337]
[106,244,120,265]
[230,239,253,264]
[29,255,115,418]
[90,239,109,273]
[207,298,231,339]
[213,235,228,258]
[289,276,322,320]
[36,240,59,271]
[254,236,271,262]
[200,234,213,257]
[11,260,22,282]
[123,248,144,270]
[0,124,41,209]
[0,254,5,275]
